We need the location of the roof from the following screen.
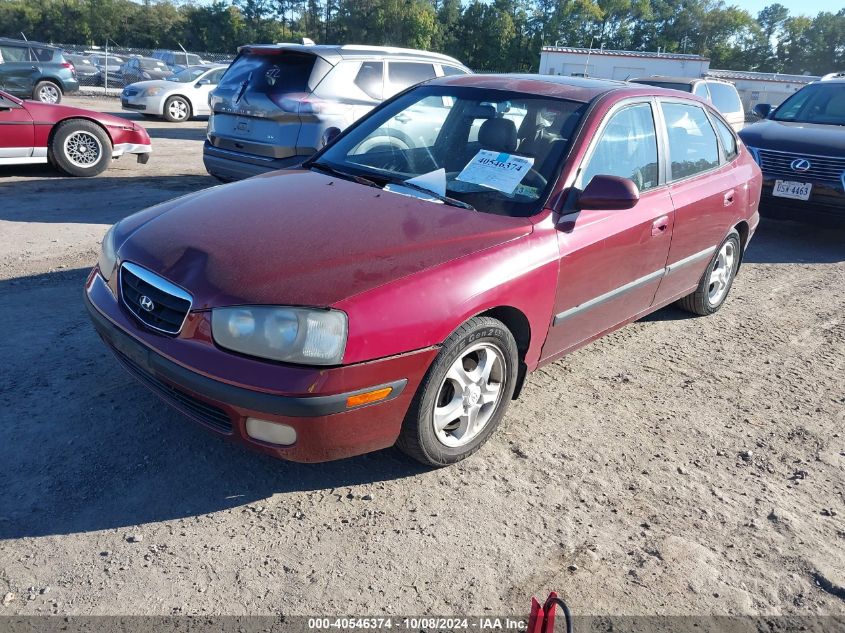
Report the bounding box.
[541,46,708,62]
[431,73,639,102]
[706,69,819,84]
[0,37,58,49]
[237,43,467,69]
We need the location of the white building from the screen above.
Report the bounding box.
[539,46,710,81]
[704,69,819,109]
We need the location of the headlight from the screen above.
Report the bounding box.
[212,306,347,365]
[98,223,118,281]
[144,86,162,96]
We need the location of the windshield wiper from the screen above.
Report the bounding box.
[384,179,476,211]
[310,162,380,189]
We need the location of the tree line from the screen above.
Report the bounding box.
[1,0,842,75]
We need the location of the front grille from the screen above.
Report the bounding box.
[120,262,192,335]
[123,88,139,97]
[110,344,233,434]
[757,149,845,187]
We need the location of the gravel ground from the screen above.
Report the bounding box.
[0,96,843,619]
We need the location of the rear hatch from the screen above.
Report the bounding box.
[207,48,333,161]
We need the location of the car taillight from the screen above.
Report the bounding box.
[275,94,347,115]
[62,61,77,77]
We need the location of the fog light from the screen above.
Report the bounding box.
[245,418,297,446]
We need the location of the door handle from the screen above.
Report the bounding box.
[723,190,735,206]
[651,215,669,237]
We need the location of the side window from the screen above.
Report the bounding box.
[441,65,467,76]
[661,102,720,180]
[388,62,436,92]
[578,102,659,192]
[208,68,226,84]
[0,45,29,63]
[711,114,738,161]
[707,82,743,115]
[693,82,710,100]
[354,61,383,100]
[31,47,55,62]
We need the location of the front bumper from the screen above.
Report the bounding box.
[84,270,438,462]
[121,93,166,115]
[759,177,845,225]
[203,140,303,181]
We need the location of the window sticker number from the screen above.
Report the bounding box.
[456,150,535,195]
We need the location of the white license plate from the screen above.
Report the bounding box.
[773,180,812,201]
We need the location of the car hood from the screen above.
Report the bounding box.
[125,80,179,92]
[22,100,146,133]
[115,169,533,309]
[739,119,845,155]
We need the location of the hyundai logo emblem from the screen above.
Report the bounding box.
[791,158,811,172]
[139,295,155,312]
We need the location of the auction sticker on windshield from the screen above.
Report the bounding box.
[457,150,534,194]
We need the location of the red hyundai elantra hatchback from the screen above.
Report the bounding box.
[85,75,761,466]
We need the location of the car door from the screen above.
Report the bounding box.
[541,99,674,360]
[0,94,35,160]
[652,99,741,304]
[0,43,39,97]
[192,67,225,115]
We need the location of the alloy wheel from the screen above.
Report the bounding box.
[432,343,506,448]
[63,131,102,168]
[168,99,189,121]
[38,84,60,103]
[708,241,736,305]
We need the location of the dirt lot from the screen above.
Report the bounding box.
[0,96,843,619]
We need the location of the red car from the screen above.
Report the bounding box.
[85,75,761,466]
[0,89,151,176]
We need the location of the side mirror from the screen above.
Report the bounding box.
[752,103,772,119]
[320,126,341,148]
[577,175,640,211]
[195,79,212,87]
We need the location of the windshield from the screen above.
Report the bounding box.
[315,86,587,217]
[140,59,168,70]
[773,83,845,125]
[168,66,209,83]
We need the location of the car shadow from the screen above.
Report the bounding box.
[144,126,209,142]
[0,268,427,539]
[0,174,219,224]
[742,217,845,264]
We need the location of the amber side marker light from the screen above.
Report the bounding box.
[346,387,393,409]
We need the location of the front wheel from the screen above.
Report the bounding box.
[163,95,191,122]
[396,316,518,467]
[51,120,112,177]
[677,229,741,315]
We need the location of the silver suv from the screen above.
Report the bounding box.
[203,44,470,181]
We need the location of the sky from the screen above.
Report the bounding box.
[733,0,843,17]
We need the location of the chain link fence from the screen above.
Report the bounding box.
[54,44,234,92]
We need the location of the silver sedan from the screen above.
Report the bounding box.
[121,65,227,122]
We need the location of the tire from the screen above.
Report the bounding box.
[677,229,741,316]
[396,316,518,467]
[51,119,112,177]
[163,95,191,122]
[33,80,62,104]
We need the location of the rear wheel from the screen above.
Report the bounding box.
[163,95,191,122]
[33,81,62,104]
[396,317,518,466]
[677,229,741,316]
[51,120,111,177]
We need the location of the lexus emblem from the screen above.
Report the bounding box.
[791,158,811,172]
[139,295,155,312]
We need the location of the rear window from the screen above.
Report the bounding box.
[706,82,742,114]
[219,52,319,96]
[354,61,383,100]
